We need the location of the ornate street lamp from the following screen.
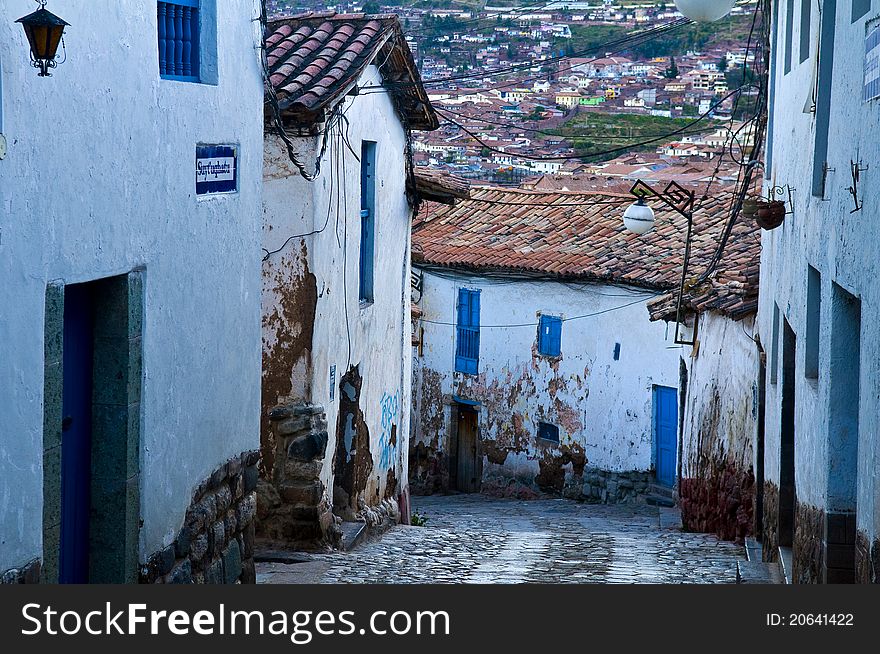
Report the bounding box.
[623,180,698,346]
[673,0,736,22]
[16,1,69,77]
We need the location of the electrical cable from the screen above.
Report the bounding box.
[432,84,757,161]
[419,294,660,329]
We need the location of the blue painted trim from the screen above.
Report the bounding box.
[453,396,481,406]
[161,74,200,82]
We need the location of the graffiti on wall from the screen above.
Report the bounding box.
[378,392,400,470]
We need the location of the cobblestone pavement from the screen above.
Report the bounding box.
[257,494,744,584]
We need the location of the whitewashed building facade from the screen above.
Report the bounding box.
[757,0,880,583]
[0,0,264,583]
[648,216,761,543]
[410,187,733,501]
[258,12,439,547]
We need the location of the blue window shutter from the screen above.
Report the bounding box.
[538,315,561,356]
[550,317,562,356]
[455,289,480,374]
[359,141,376,302]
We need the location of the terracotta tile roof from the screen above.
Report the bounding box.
[412,186,748,292]
[265,12,438,130]
[412,167,470,205]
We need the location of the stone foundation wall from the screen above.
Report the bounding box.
[678,460,755,543]
[409,442,447,496]
[762,481,779,563]
[0,559,41,584]
[793,503,824,584]
[565,468,653,504]
[480,466,652,503]
[855,532,880,584]
[256,402,341,550]
[140,450,259,584]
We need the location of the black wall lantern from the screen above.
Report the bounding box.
[16,1,69,77]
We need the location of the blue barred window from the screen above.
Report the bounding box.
[158,0,200,82]
[455,288,480,375]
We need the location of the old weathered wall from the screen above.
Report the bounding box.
[678,312,758,542]
[411,269,680,498]
[0,0,263,575]
[261,63,412,534]
[758,1,880,580]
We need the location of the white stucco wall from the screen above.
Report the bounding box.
[680,312,759,479]
[759,0,880,543]
[0,0,264,571]
[262,63,412,507]
[412,268,681,488]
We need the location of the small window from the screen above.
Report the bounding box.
[537,314,562,357]
[805,265,821,379]
[799,0,811,64]
[537,422,559,443]
[770,303,780,384]
[455,288,480,375]
[784,0,795,74]
[158,1,201,82]
[359,141,377,303]
[852,0,871,23]
[811,0,837,197]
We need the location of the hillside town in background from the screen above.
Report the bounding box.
[1,0,878,587]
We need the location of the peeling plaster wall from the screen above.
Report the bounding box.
[0,0,264,572]
[411,269,680,495]
[681,313,758,479]
[678,312,759,540]
[261,64,412,516]
[758,1,880,577]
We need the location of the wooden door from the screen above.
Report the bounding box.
[456,408,480,493]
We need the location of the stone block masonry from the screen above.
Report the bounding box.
[140,450,260,584]
[566,468,653,504]
[479,465,653,504]
[678,460,755,543]
[0,559,42,584]
[255,402,341,550]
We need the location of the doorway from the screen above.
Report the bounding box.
[653,385,678,488]
[44,273,142,584]
[60,283,96,583]
[779,319,796,549]
[826,283,860,583]
[452,404,480,493]
[756,346,766,540]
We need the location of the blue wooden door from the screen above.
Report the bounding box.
[60,284,95,583]
[653,386,678,488]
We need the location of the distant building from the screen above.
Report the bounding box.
[410,188,735,501]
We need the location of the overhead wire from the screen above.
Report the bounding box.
[419,294,661,329]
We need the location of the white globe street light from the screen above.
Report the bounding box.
[674,0,736,22]
[623,199,656,235]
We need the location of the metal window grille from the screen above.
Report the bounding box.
[158,1,200,81]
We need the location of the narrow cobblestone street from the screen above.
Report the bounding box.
[257,495,744,584]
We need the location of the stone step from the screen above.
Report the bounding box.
[737,560,784,584]
[253,548,313,564]
[646,493,676,508]
[339,521,368,552]
[648,483,675,499]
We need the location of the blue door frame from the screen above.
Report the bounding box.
[60,284,95,583]
[653,385,678,488]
